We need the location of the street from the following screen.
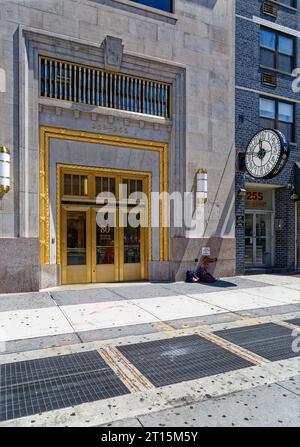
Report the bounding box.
[0,274,300,427]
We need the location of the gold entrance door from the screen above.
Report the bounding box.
[60,168,150,285]
[61,206,91,284]
[119,208,147,282]
[92,207,118,283]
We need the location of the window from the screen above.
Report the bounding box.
[259,97,295,142]
[274,0,297,8]
[129,0,173,12]
[64,174,88,196]
[260,27,295,73]
[40,57,171,118]
[95,177,116,196]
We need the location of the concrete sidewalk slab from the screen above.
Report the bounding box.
[166,312,241,330]
[245,286,300,304]
[79,323,158,342]
[189,289,287,312]
[1,333,81,355]
[136,379,300,427]
[61,300,160,332]
[51,288,123,306]
[237,304,300,318]
[245,274,300,286]
[0,292,54,312]
[0,307,74,342]
[107,284,181,300]
[163,277,270,295]
[131,295,225,320]
[278,376,300,396]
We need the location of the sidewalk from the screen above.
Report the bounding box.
[1,274,300,426]
[101,377,300,427]
[1,274,300,354]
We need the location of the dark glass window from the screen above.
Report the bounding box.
[129,0,173,13]
[95,177,116,196]
[64,174,88,196]
[259,97,295,143]
[275,0,297,8]
[260,27,295,73]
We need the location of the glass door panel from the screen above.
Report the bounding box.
[92,208,117,282]
[297,203,300,269]
[245,212,273,268]
[67,212,86,265]
[61,207,91,284]
[120,208,145,281]
[124,225,141,264]
[256,214,272,266]
[245,214,254,266]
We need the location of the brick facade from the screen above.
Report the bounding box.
[236,0,300,273]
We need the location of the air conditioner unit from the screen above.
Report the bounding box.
[261,2,278,17]
[261,72,277,87]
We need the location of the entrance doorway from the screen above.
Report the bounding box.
[59,167,150,285]
[296,202,300,269]
[245,212,273,267]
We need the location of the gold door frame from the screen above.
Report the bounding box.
[39,126,169,267]
[58,165,151,284]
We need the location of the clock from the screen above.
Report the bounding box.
[245,129,290,179]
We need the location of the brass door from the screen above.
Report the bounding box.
[92,207,118,283]
[61,206,91,284]
[119,207,146,281]
[60,173,148,285]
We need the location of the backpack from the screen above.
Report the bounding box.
[196,267,216,284]
[185,271,199,283]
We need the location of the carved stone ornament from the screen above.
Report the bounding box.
[103,36,124,72]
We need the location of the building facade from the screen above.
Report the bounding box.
[0,0,235,293]
[236,0,300,274]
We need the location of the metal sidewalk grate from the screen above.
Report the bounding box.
[286,317,300,327]
[0,351,129,422]
[215,323,299,362]
[118,335,253,387]
[0,351,105,388]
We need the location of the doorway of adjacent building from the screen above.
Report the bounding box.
[296,202,300,269]
[245,212,273,267]
[59,167,150,285]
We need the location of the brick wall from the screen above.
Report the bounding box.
[236,0,300,273]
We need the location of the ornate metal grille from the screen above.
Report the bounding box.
[39,57,171,118]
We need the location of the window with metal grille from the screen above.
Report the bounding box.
[39,57,171,118]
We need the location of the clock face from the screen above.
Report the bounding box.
[245,129,289,179]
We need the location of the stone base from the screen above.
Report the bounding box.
[0,238,40,293]
[148,261,173,282]
[40,264,61,289]
[0,236,237,293]
[171,236,236,281]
